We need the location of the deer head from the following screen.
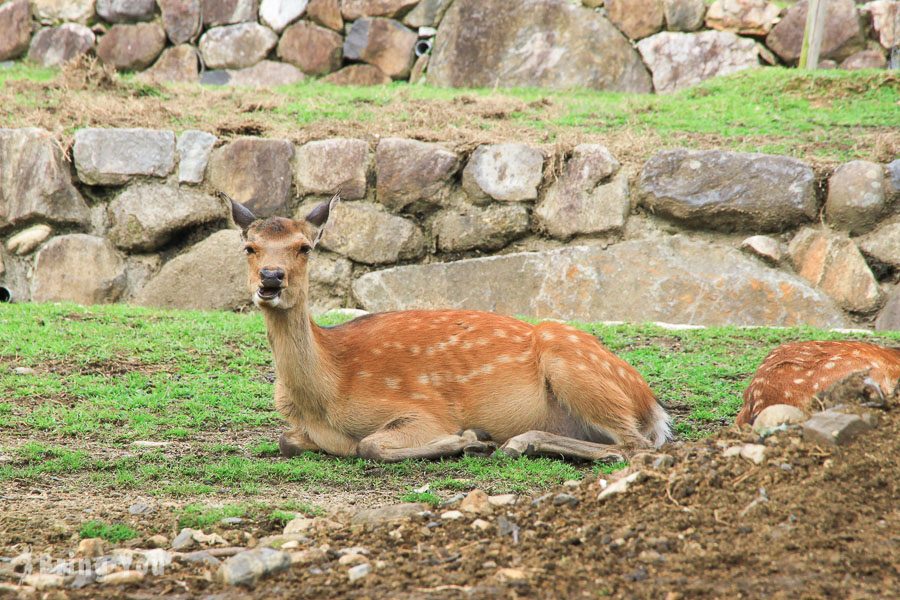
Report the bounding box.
[228,194,339,310]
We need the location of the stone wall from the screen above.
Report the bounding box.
[0,0,897,92]
[1,126,898,329]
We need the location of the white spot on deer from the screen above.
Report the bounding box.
[753,389,761,399]
[357,371,370,378]
[447,335,460,346]
[791,365,803,372]
[516,353,531,363]
[824,362,836,370]
[852,350,861,357]
[590,353,600,363]
[385,378,400,389]
[462,341,473,350]
[806,370,814,377]
[417,374,430,385]
[373,348,383,355]
[513,335,527,343]
[494,329,508,338]
[793,378,805,384]
[426,346,435,356]
[476,338,488,346]
[784,390,792,399]
[411,393,428,400]
[813,382,820,391]
[480,364,495,375]
[756,377,767,385]
[540,332,555,341]
[576,364,588,371]
[456,374,470,384]
[410,345,421,355]
[617,367,627,378]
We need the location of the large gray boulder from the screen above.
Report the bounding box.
[277,20,343,75]
[433,204,530,253]
[353,236,848,327]
[857,217,900,268]
[177,130,217,184]
[343,18,417,79]
[32,235,127,305]
[0,128,90,230]
[428,0,652,92]
[74,128,176,186]
[159,0,202,45]
[134,229,248,310]
[202,0,259,26]
[108,184,225,251]
[31,0,96,24]
[199,22,278,69]
[320,201,424,265]
[788,228,883,314]
[637,30,759,93]
[96,0,157,22]
[342,0,418,19]
[0,0,32,62]
[637,149,817,232]
[375,138,459,212]
[824,160,887,235]
[765,0,865,64]
[207,138,293,217]
[534,144,629,240]
[875,284,900,332]
[96,22,167,71]
[28,24,95,67]
[295,138,369,200]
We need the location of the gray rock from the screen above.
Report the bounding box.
[347,562,372,581]
[96,0,157,22]
[429,0,651,92]
[321,201,425,265]
[802,410,872,446]
[765,0,865,64]
[308,252,353,314]
[350,503,429,526]
[128,502,152,515]
[260,0,308,32]
[353,236,848,327]
[705,0,781,35]
[663,0,706,32]
[6,224,53,255]
[207,137,294,217]
[216,548,290,586]
[344,17,417,79]
[462,144,544,203]
[200,69,232,85]
[740,235,784,265]
[22,573,65,590]
[433,204,530,252]
[342,0,418,19]
[606,0,665,40]
[375,138,459,211]
[277,20,343,75]
[840,49,887,70]
[535,144,629,239]
[32,235,127,305]
[322,64,391,85]
[859,218,900,268]
[108,183,225,251]
[637,149,817,232]
[403,0,452,28]
[199,23,278,70]
[226,60,305,86]
[31,0,95,23]
[0,128,90,229]
[171,528,198,551]
[552,493,580,507]
[202,0,259,26]
[788,228,883,313]
[598,471,645,500]
[0,0,32,61]
[875,284,900,332]
[295,138,369,200]
[863,1,900,49]
[28,24,95,67]
[178,550,221,566]
[637,30,759,93]
[888,160,900,199]
[135,229,249,310]
[97,22,167,71]
[159,0,201,45]
[139,44,199,84]
[177,130,217,184]
[74,128,176,186]
[825,161,887,234]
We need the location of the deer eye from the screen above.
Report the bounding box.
[298,245,312,255]
[244,246,256,255]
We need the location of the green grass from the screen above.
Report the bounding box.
[1,303,898,508]
[79,520,139,543]
[1,62,896,162]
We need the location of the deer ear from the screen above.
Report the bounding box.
[305,193,340,248]
[224,193,256,235]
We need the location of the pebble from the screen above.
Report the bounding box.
[131,441,171,448]
[496,567,528,583]
[348,563,372,582]
[552,493,580,507]
[598,471,645,501]
[176,550,221,567]
[128,502,153,515]
[562,479,581,488]
[440,510,464,520]
[471,518,492,531]
[13,367,35,375]
[171,528,197,551]
[487,494,517,507]
[438,493,466,508]
[723,444,767,465]
[77,537,106,558]
[216,548,291,586]
[145,534,168,548]
[221,517,244,526]
[283,517,315,534]
[459,489,492,514]
[98,570,145,585]
[802,410,873,446]
[338,553,367,566]
[289,548,327,565]
[22,573,65,590]
[530,493,552,507]
[350,503,429,526]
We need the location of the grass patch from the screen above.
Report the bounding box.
[400,491,442,506]
[79,521,139,543]
[1,63,896,163]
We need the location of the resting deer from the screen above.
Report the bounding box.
[230,195,671,462]
[737,341,900,425]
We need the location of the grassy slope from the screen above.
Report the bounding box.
[1,303,898,521]
[1,62,897,163]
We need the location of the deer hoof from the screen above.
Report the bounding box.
[463,440,497,456]
[279,432,306,458]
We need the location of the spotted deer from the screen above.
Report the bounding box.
[737,341,900,425]
[229,195,671,462]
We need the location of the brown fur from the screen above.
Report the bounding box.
[234,199,670,461]
[737,341,900,425]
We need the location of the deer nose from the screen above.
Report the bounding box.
[259,268,285,286]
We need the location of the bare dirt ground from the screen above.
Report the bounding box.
[4,397,896,599]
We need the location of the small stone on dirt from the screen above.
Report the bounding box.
[78,538,106,558]
[348,562,372,582]
[176,550,221,567]
[128,502,152,515]
[350,503,429,526]
[23,573,65,590]
[98,570,145,585]
[441,510,464,520]
[802,410,873,446]
[145,534,168,548]
[598,471,646,500]
[753,404,808,435]
[338,553,368,566]
[216,548,291,586]
[132,441,171,448]
[496,567,528,583]
[471,519,492,531]
[553,493,580,507]
[13,367,35,375]
[283,517,314,534]
[171,528,198,551]
[459,489,493,514]
[289,548,327,565]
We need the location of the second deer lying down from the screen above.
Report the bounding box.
[737,340,900,426]
[230,195,671,463]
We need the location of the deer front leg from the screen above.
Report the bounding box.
[500,431,625,463]
[357,421,496,463]
[279,427,322,458]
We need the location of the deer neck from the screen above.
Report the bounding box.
[262,301,337,413]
